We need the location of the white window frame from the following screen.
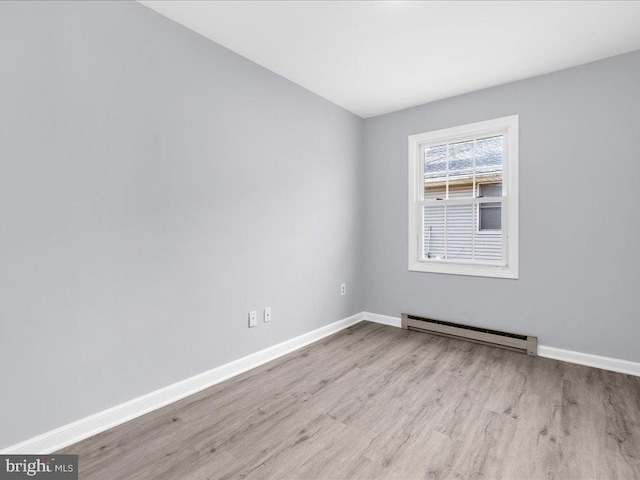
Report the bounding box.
[408,115,519,279]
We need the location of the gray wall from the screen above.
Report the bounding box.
[363,50,640,363]
[0,2,363,448]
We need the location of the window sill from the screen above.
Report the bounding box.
[408,260,518,279]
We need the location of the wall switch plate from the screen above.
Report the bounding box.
[341,283,346,296]
[248,311,257,328]
[264,307,272,323]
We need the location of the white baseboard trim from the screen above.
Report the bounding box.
[363,312,640,378]
[1,312,364,455]
[363,312,402,328]
[537,345,640,377]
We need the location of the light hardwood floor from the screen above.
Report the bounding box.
[59,321,640,479]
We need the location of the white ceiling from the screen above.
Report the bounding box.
[139,1,640,118]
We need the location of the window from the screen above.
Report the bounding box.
[478,183,502,232]
[408,115,519,278]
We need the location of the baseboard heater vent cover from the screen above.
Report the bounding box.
[401,313,537,356]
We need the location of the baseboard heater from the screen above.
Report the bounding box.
[401,313,537,356]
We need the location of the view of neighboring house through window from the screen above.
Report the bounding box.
[408,116,519,278]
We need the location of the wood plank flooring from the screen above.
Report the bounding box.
[58,322,640,479]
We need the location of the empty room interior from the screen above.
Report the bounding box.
[2,1,640,479]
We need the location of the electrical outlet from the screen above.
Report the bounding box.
[248,311,257,328]
[264,307,272,323]
[341,283,346,296]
